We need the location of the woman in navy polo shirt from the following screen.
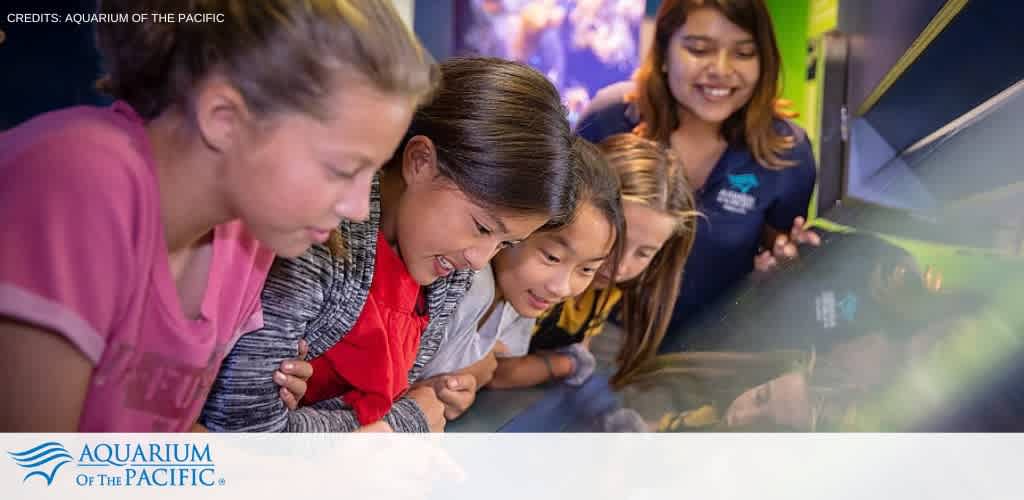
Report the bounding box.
[576,0,820,351]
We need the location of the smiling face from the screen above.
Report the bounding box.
[664,6,760,128]
[593,200,678,288]
[388,136,550,286]
[493,202,616,318]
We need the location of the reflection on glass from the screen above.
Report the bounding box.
[614,230,1023,432]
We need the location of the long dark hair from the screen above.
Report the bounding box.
[392,56,577,225]
[541,137,627,337]
[574,135,626,271]
[632,0,796,168]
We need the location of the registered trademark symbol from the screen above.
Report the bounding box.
[218,478,226,486]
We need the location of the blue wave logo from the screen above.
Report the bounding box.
[727,173,759,194]
[8,442,72,486]
[837,293,859,322]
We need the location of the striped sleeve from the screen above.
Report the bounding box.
[201,248,333,432]
[288,397,429,432]
[285,268,475,433]
[202,238,474,433]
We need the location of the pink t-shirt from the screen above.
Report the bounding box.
[0,102,275,431]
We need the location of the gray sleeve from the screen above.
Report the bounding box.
[202,249,329,432]
[289,268,473,433]
[204,245,437,433]
[287,398,429,433]
[203,248,425,433]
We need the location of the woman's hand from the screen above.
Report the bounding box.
[754,217,821,272]
[773,98,800,120]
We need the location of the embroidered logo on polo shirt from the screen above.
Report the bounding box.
[836,293,859,322]
[716,173,759,214]
[728,173,759,193]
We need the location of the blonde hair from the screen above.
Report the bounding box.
[96,0,438,121]
[97,0,438,258]
[598,134,700,389]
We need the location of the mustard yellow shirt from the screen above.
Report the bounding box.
[530,286,623,351]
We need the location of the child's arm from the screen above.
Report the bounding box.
[0,141,149,431]
[488,317,577,389]
[0,140,308,430]
[353,386,447,432]
[491,342,598,389]
[310,388,445,433]
[489,352,575,389]
[411,342,503,422]
[0,320,92,431]
[462,350,499,388]
[413,372,479,421]
[292,389,444,432]
[201,248,436,432]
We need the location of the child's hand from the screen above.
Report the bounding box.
[407,385,447,432]
[556,343,596,386]
[275,339,313,410]
[430,373,479,421]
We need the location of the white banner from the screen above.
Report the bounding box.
[1,434,1016,499]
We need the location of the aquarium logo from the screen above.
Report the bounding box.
[8,441,224,488]
[837,293,859,322]
[8,441,72,486]
[727,173,759,194]
[718,174,759,215]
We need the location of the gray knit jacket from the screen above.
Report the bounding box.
[200,179,474,432]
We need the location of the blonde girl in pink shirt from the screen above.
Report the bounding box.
[0,0,436,431]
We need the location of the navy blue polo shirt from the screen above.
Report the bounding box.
[576,82,817,351]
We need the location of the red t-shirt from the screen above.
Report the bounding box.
[301,232,430,425]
